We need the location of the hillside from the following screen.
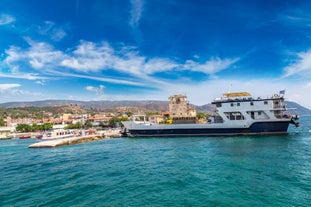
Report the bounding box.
[0,100,169,111]
[0,99,310,115]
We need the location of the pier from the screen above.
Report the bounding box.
[29,129,122,148]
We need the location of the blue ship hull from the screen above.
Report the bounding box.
[126,121,291,137]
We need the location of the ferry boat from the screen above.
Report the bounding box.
[121,92,300,137]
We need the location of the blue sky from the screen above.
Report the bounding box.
[1,0,311,108]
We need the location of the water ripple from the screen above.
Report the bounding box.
[1,117,311,206]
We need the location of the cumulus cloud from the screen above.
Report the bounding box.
[5,38,66,71]
[60,41,237,77]
[0,14,15,25]
[61,41,113,71]
[283,49,311,77]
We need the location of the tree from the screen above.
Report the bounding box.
[39,123,53,131]
[65,122,82,129]
[32,123,39,132]
[0,117,6,126]
[196,112,207,120]
[109,117,129,127]
[125,111,133,117]
[16,124,32,132]
[84,120,93,128]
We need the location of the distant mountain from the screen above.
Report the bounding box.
[0,100,169,111]
[285,101,311,115]
[0,99,310,115]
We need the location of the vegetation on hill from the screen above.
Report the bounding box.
[0,100,310,123]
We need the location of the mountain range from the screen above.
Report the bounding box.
[0,99,310,115]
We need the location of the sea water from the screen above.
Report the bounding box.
[1,116,310,207]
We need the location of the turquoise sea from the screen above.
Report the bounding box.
[1,116,310,207]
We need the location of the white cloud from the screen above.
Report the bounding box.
[0,83,21,91]
[61,41,113,71]
[60,41,236,78]
[144,58,179,74]
[37,21,67,41]
[0,84,46,103]
[5,38,66,70]
[3,39,238,87]
[283,49,311,77]
[278,9,311,28]
[85,85,104,93]
[184,57,239,74]
[35,80,46,85]
[0,72,48,80]
[0,14,15,25]
[45,69,145,86]
[129,0,144,27]
[85,85,105,98]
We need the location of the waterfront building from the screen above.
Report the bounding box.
[168,94,196,124]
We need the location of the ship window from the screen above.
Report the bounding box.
[224,112,245,120]
[258,112,261,115]
[264,101,268,105]
[216,103,222,107]
[250,102,254,106]
[231,103,234,107]
[237,103,240,106]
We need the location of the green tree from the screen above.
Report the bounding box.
[196,112,207,120]
[125,111,133,117]
[109,117,129,127]
[32,123,39,132]
[16,123,32,132]
[65,122,82,129]
[0,117,6,126]
[84,120,93,128]
[39,123,53,131]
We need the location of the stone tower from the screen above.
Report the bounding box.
[168,94,196,124]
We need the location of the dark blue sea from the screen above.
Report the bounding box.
[1,116,310,207]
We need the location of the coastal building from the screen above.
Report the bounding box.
[87,114,112,126]
[168,94,196,124]
[62,113,72,122]
[149,115,164,124]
